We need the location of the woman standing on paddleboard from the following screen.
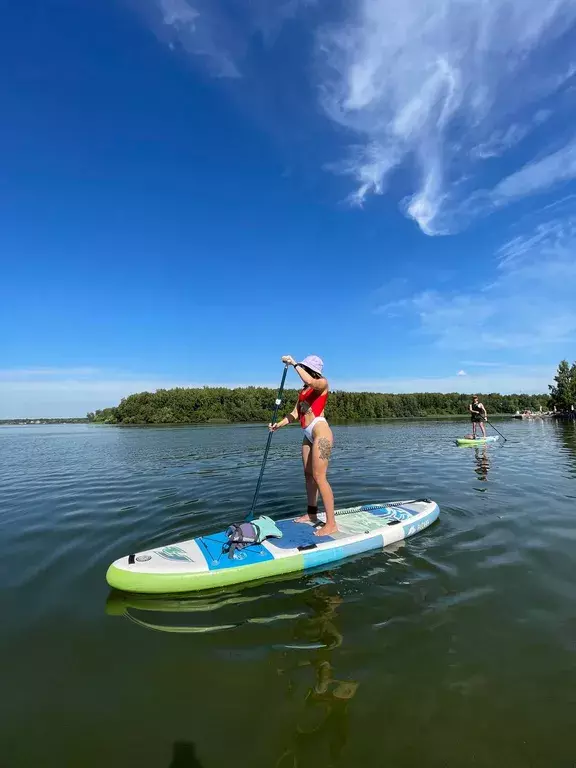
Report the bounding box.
[469,395,487,439]
[269,355,337,536]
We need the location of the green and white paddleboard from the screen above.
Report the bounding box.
[456,436,499,446]
[106,499,439,594]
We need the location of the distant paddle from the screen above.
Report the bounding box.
[486,419,507,442]
[245,364,289,521]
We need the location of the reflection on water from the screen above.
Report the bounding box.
[473,446,490,484]
[556,420,576,476]
[109,579,358,768]
[275,586,358,768]
[106,569,327,634]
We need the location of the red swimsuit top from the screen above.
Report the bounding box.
[298,386,328,428]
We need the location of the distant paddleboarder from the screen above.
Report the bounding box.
[469,395,487,439]
[269,355,337,536]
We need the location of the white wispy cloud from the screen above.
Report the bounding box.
[0,373,235,419]
[0,378,179,419]
[333,369,553,395]
[460,361,552,370]
[471,111,551,160]
[317,0,576,233]
[374,205,576,351]
[457,370,467,376]
[138,0,314,78]
[150,0,241,77]
[0,367,101,379]
[137,0,576,234]
[491,137,576,205]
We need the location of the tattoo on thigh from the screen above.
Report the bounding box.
[318,437,332,461]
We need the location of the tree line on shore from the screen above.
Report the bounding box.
[86,359,575,426]
[87,387,548,425]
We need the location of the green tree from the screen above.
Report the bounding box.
[549,359,576,411]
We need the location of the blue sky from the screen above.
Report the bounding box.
[1,0,576,417]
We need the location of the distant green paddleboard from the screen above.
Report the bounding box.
[456,436,499,446]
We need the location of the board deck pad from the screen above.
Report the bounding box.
[106,500,439,594]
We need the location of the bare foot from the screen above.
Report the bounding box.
[295,514,318,524]
[315,524,338,536]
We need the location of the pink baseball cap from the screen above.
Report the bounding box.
[298,355,324,375]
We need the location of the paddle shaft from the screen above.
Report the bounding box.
[246,365,289,521]
[486,419,507,442]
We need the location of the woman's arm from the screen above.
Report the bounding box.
[282,355,327,391]
[270,403,299,431]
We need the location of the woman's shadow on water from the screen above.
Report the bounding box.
[168,742,204,768]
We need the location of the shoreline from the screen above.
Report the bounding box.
[88,412,530,426]
[6,414,573,427]
[0,419,89,426]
